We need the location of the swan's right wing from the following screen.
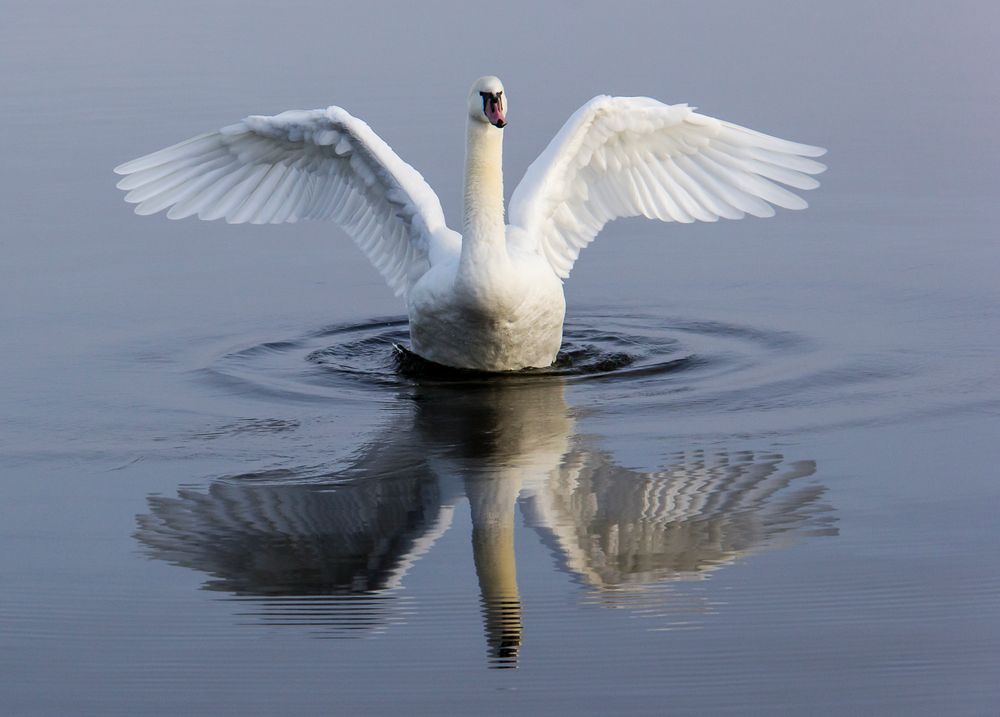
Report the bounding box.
[508,96,826,279]
[115,107,459,297]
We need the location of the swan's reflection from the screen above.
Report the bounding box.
[136,378,835,667]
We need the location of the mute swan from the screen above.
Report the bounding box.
[115,76,825,371]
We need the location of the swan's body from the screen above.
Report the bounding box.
[115,76,825,371]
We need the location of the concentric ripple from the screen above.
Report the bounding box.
[201,312,912,430]
[305,316,709,383]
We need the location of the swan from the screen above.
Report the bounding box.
[115,76,826,371]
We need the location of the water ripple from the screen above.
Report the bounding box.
[206,313,798,391]
[198,312,918,434]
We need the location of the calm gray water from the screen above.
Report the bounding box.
[3,1,999,714]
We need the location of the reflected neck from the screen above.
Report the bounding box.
[461,121,506,264]
[466,476,522,667]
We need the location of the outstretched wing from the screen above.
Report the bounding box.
[508,96,826,278]
[114,108,459,297]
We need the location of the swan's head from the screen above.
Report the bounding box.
[468,76,506,129]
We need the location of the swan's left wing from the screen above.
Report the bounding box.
[115,107,458,297]
[508,96,826,278]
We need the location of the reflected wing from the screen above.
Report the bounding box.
[115,107,459,296]
[135,470,450,596]
[522,450,836,587]
[508,96,826,278]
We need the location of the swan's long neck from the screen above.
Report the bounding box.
[461,122,506,265]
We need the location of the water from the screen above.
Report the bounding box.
[3,1,999,714]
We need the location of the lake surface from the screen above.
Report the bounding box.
[2,1,999,714]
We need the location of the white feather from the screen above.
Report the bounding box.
[114,107,457,297]
[509,96,825,278]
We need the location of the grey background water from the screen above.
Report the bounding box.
[2,1,999,714]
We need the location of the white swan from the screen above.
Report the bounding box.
[115,76,826,371]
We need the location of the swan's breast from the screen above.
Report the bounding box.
[407,254,566,371]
